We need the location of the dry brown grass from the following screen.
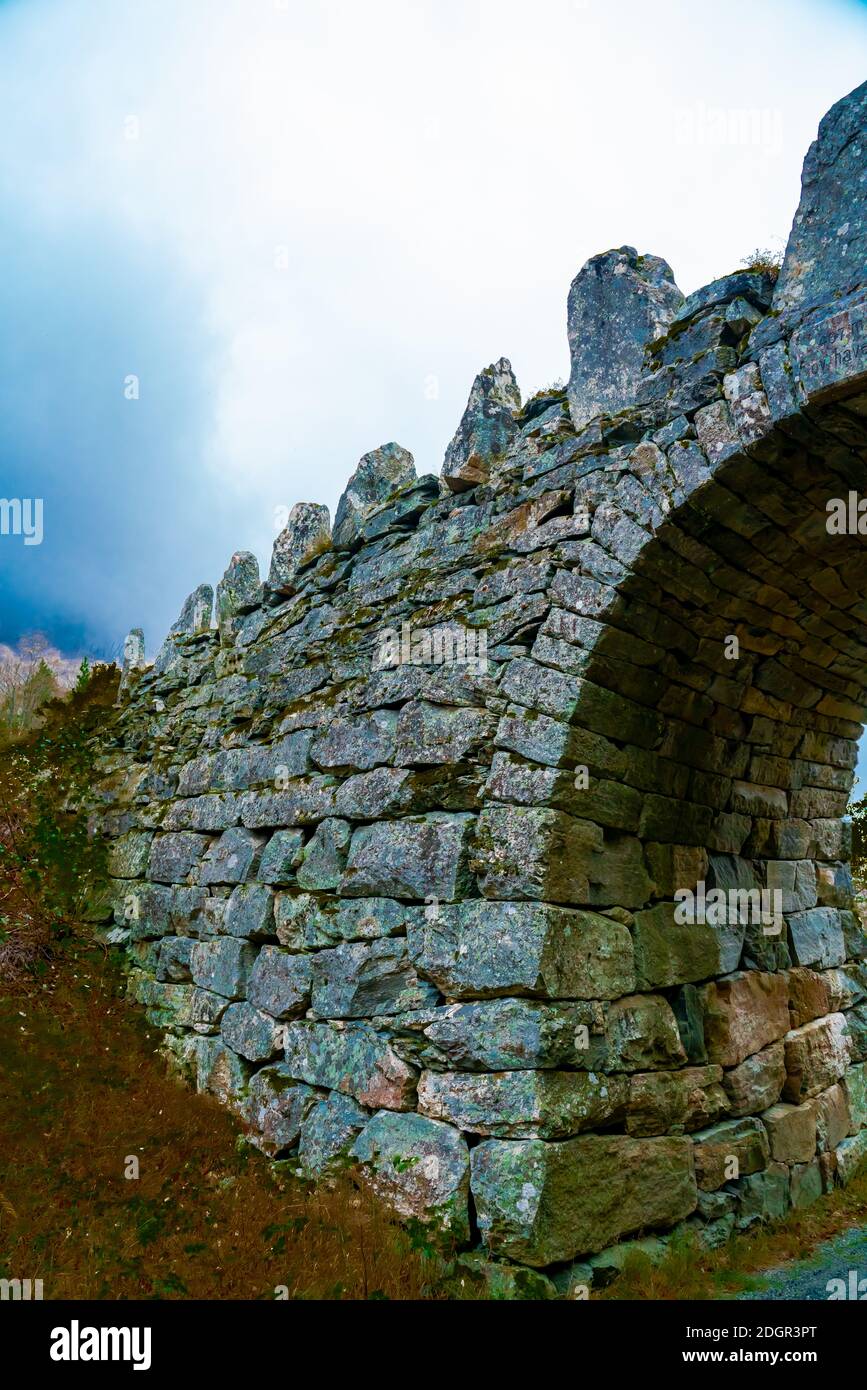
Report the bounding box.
[0,942,453,1300]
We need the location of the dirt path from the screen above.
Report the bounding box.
[735,1226,867,1301]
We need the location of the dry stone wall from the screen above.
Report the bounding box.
[93,80,867,1289]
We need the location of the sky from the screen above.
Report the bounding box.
[0,0,866,672]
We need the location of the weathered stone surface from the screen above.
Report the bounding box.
[733,1161,790,1229]
[604,993,686,1072]
[310,712,397,772]
[243,1063,319,1156]
[843,1061,867,1134]
[147,832,209,884]
[761,1101,817,1164]
[189,938,257,999]
[193,1037,252,1111]
[470,1134,696,1266]
[407,900,635,1000]
[341,814,474,901]
[268,502,331,592]
[156,935,194,983]
[221,1000,284,1062]
[627,1065,728,1137]
[790,1158,824,1210]
[298,1092,370,1177]
[296,818,351,891]
[258,829,306,884]
[353,1110,470,1239]
[442,358,521,492]
[170,583,213,637]
[700,971,790,1067]
[788,907,846,969]
[333,442,416,548]
[389,998,603,1072]
[216,551,260,644]
[310,938,438,1018]
[692,1117,769,1190]
[108,831,153,879]
[223,883,276,940]
[783,1014,851,1102]
[567,246,683,430]
[283,1021,418,1110]
[473,805,600,902]
[722,1041,786,1117]
[808,1083,851,1152]
[417,1068,628,1138]
[631,903,727,989]
[773,79,867,317]
[836,1130,867,1185]
[200,828,265,886]
[394,701,491,767]
[247,945,313,1020]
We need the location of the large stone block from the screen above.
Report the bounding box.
[566,246,683,430]
[723,1042,786,1117]
[787,907,846,969]
[247,945,313,1020]
[761,1101,818,1164]
[199,827,265,886]
[221,1001,284,1063]
[407,900,635,1000]
[310,938,438,1019]
[243,1063,319,1156]
[470,1134,696,1266]
[189,937,257,999]
[627,1065,728,1137]
[783,1014,851,1102]
[298,1092,370,1177]
[442,358,521,492]
[631,903,726,990]
[843,1061,867,1134]
[223,883,276,940]
[692,1117,770,1190]
[808,1083,851,1152]
[333,442,416,548]
[700,970,790,1067]
[147,832,209,884]
[283,1021,418,1110]
[417,1069,628,1139]
[341,814,475,901]
[387,998,602,1072]
[353,1110,470,1239]
[472,805,600,902]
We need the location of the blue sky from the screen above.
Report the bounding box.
[0,0,866,673]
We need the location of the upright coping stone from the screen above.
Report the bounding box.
[441,358,521,493]
[268,502,331,594]
[566,246,684,431]
[333,443,416,548]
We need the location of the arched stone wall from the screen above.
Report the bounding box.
[93,80,867,1282]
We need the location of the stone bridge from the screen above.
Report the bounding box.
[95,80,867,1289]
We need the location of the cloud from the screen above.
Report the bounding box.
[0,0,865,663]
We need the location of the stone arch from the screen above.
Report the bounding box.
[98,80,867,1283]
